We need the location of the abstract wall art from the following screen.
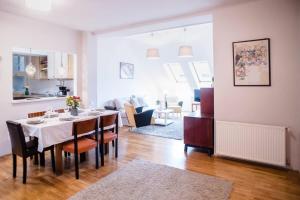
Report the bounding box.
[233,38,271,86]
[120,62,134,79]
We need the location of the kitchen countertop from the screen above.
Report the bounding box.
[12,96,67,104]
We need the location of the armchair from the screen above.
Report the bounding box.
[124,103,154,128]
[166,96,183,117]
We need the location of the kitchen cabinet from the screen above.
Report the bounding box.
[13,48,49,80]
[48,52,75,79]
[12,48,75,80]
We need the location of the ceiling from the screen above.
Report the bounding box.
[0,0,252,32]
[127,23,213,46]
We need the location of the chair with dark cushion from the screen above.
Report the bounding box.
[28,111,56,170]
[6,121,55,184]
[104,106,117,111]
[135,106,143,113]
[124,103,154,128]
[63,118,99,179]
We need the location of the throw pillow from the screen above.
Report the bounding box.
[137,96,148,107]
[114,98,129,110]
[130,96,141,108]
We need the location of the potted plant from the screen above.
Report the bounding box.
[66,96,80,116]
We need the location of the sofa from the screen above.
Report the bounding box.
[104,96,154,126]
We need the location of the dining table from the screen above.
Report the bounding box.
[15,109,121,175]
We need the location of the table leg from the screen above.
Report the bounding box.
[164,113,167,125]
[55,144,63,175]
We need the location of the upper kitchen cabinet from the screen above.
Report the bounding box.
[12,48,76,80]
[12,48,49,80]
[48,52,75,80]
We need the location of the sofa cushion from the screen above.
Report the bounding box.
[137,96,148,107]
[130,96,141,107]
[105,100,116,108]
[114,98,130,110]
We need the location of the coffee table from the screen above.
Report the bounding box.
[154,109,173,126]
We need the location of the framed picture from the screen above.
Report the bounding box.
[233,38,271,86]
[120,62,134,79]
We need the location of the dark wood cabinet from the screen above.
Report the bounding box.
[184,88,214,155]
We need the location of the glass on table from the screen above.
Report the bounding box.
[89,101,97,111]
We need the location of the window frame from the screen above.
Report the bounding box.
[189,61,212,85]
[165,63,187,83]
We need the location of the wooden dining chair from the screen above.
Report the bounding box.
[99,114,119,166]
[28,109,65,118]
[6,121,56,184]
[27,111,46,118]
[63,118,99,179]
[55,109,65,113]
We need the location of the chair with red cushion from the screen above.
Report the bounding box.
[99,114,119,166]
[63,118,99,179]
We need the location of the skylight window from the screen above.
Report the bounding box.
[189,61,212,87]
[164,63,186,83]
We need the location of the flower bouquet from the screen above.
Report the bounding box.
[66,96,81,116]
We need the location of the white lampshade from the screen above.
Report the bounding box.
[25,62,37,77]
[146,48,160,59]
[178,45,193,58]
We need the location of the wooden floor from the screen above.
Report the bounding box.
[0,128,300,200]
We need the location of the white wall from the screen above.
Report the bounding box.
[97,37,159,106]
[80,32,98,107]
[0,11,82,156]
[97,23,213,111]
[213,0,300,171]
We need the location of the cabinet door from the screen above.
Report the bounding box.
[47,52,55,79]
[67,54,74,79]
[54,52,65,79]
[184,117,214,148]
[51,51,75,79]
[28,56,40,80]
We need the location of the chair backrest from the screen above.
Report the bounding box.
[100,114,118,128]
[28,109,65,118]
[73,118,98,136]
[166,96,179,104]
[6,121,26,157]
[124,103,136,127]
[28,111,46,118]
[55,109,65,113]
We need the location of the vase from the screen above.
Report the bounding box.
[70,107,78,116]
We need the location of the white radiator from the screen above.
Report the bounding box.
[216,121,286,167]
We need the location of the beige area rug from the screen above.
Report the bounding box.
[69,160,232,200]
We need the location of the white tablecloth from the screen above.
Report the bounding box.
[15,110,121,152]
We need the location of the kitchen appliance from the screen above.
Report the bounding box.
[58,86,69,96]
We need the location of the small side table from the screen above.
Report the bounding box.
[154,109,173,126]
[191,101,200,112]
